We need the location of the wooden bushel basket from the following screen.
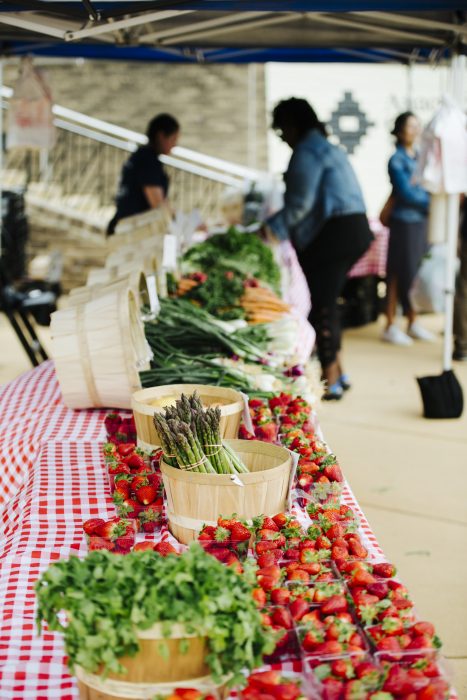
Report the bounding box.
[68,271,150,311]
[161,439,293,544]
[76,623,217,700]
[131,384,244,453]
[87,256,157,286]
[51,288,150,409]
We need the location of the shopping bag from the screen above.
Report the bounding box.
[410,244,449,313]
[6,56,56,150]
[416,370,463,419]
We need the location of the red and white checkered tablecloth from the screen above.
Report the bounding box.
[0,362,455,699]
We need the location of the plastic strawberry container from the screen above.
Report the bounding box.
[198,538,250,562]
[261,606,301,663]
[376,657,452,698]
[297,613,369,667]
[305,654,383,698]
[295,482,343,509]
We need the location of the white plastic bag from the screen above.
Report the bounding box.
[7,57,55,150]
[418,95,467,195]
[410,244,453,313]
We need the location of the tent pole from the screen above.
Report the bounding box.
[443,193,459,371]
[0,56,3,258]
[443,53,464,371]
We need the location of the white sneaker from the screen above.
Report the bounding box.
[382,324,413,346]
[408,322,436,342]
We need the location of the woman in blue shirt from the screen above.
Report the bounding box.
[107,113,179,235]
[382,112,434,345]
[264,98,373,400]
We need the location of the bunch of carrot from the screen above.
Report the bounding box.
[240,285,290,325]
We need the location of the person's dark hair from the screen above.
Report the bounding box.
[272,98,327,138]
[146,113,179,144]
[391,112,416,142]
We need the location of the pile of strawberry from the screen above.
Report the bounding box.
[241,670,307,700]
[83,516,138,553]
[198,516,251,572]
[240,393,315,444]
[83,517,178,555]
[104,413,137,444]
[241,396,344,508]
[103,441,164,532]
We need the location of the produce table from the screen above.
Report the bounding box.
[1,360,453,700]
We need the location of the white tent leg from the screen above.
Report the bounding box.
[443,193,459,371]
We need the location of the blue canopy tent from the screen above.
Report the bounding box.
[0,1,464,63]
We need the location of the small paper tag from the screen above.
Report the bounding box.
[162,234,177,269]
[287,449,300,511]
[230,473,244,487]
[240,392,255,434]
[146,273,160,314]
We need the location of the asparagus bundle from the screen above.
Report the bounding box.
[153,392,249,474]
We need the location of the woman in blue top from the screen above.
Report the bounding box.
[382,112,434,345]
[264,98,373,400]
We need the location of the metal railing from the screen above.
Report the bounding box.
[0,85,265,220]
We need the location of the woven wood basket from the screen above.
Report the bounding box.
[51,288,150,409]
[131,384,244,453]
[161,439,293,544]
[76,623,219,700]
[106,237,165,271]
[68,271,150,310]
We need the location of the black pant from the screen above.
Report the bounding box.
[297,214,373,371]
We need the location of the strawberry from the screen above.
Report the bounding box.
[320,595,348,615]
[104,413,121,436]
[376,636,402,659]
[350,568,377,587]
[124,453,147,471]
[257,550,282,568]
[283,548,300,561]
[114,480,131,499]
[320,678,344,700]
[108,461,131,475]
[347,537,368,559]
[115,531,135,551]
[315,535,332,550]
[134,541,156,552]
[331,658,354,680]
[288,569,310,583]
[249,671,281,690]
[88,536,115,551]
[289,597,309,622]
[272,513,289,528]
[229,522,251,542]
[135,484,157,505]
[323,464,343,482]
[373,562,396,578]
[114,494,140,518]
[270,588,291,606]
[416,679,450,700]
[209,547,231,563]
[255,423,278,443]
[117,443,136,456]
[252,587,267,606]
[381,616,404,636]
[412,621,435,637]
[271,607,293,630]
[254,515,279,532]
[83,518,105,535]
[225,553,243,573]
[154,541,177,556]
[326,523,345,541]
[139,506,162,533]
[255,540,279,555]
[331,545,349,561]
[367,582,389,599]
[131,475,148,491]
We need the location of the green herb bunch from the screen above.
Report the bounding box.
[36,544,274,685]
[182,227,281,293]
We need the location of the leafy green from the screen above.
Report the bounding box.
[182,227,281,293]
[36,544,274,685]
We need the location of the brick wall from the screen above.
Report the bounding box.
[4,59,268,169]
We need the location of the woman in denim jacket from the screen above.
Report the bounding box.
[264,98,373,400]
[382,112,434,345]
